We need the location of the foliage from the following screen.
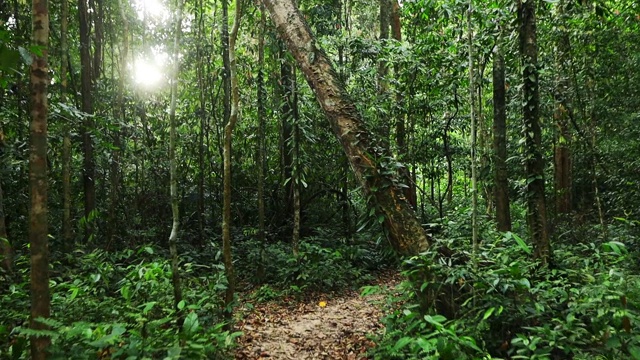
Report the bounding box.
[370,215,640,359]
[238,227,391,294]
[0,246,240,359]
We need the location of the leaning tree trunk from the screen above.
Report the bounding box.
[261,0,429,256]
[30,0,51,357]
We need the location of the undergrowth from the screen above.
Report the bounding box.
[0,246,240,359]
[369,213,640,360]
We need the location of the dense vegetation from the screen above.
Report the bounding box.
[1,0,639,358]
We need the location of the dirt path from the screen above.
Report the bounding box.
[235,273,400,360]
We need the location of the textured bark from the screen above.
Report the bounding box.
[493,41,512,232]
[92,0,103,80]
[518,0,549,264]
[262,0,429,255]
[61,0,73,248]
[78,0,95,243]
[30,0,51,357]
[168,0,184,315]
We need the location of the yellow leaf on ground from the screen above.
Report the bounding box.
[318,301,327,308]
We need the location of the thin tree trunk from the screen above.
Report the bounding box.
[553,1,572,215]
[468,0,478,254]
[168,0,184,316]
[30,0,51,356]
[377,0,390,140]
[280,54,294,221]
[493,35,511,232]
[257,4,267,277]
[262,0,429,255]
[79,0,95,243]
[291,68,301,256]
[222,0,242,325]
[518,0,549,264]
[196,0,207,247]
[61,0,73,249]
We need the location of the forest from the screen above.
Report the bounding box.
[1,0,640,358]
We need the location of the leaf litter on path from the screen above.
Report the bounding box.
[235,272,400,360]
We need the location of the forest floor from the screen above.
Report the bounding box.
[234,271,401,360]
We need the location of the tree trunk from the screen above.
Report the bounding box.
[291,69,301,256]
[222,0,242,325]
[168,0,184,317]
[493,37,512,232]
[280,56,294,222]
[256,4,267,278]
[377,0,390,140]
[78,0,95,243]
[553,1,572,215]
[518,0,549,264]
[30,0,51,356]
[262,0,429,256]
[468,0,478,253]
[61,0,73,249]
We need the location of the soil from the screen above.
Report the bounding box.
[234,272,400,360]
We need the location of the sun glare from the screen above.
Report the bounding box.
[132,0,169,22]
[132,56,165,89]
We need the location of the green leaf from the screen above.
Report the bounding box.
[142,301,157,314]
[394,337,413,351]
[183,312,200,335]
[177,300,186,310]
[482,307,495,320]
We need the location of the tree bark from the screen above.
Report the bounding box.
[222,0,242,325]
[256,4,267,277]
[168,0,184,317]
[261,0,429,256]
[493,37,512,232]
[518,0,549,264]
[61,0,73,249]
[78,0,95,243]
[30,0,51,356]
[377,0,390,140]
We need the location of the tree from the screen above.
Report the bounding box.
[221,0,243,323]
[29,0,50,357]
[168,0,184,316]
[78,0,95,243]
[553,0,572,216]
[493,30,511,232]
[261,0,430,256]
[518,0,549,263]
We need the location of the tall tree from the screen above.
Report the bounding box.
[493,31,511,231]
[29,0,50,356]
[261,0,430,256]
[221,0,242,323]
[518,0,549,263]
[468,0,478,253]
[78,0,95,243]
[553,1,572,215]
[168,0,184,316]
[60,0,73,248]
